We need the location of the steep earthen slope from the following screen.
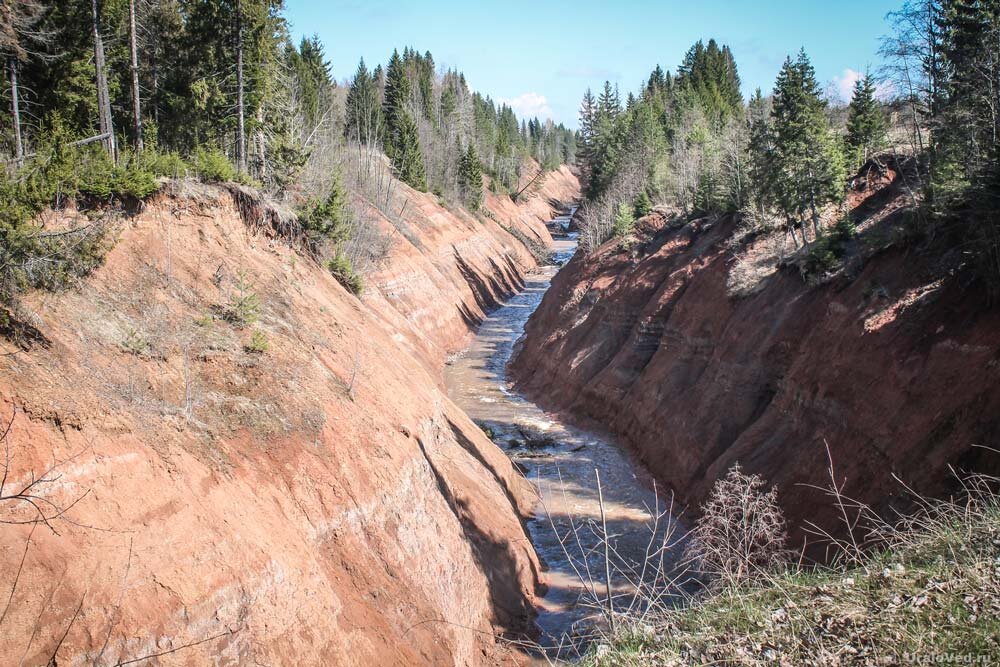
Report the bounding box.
[512,175,1000,538]
[0,167,578,665]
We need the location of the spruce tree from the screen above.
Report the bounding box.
[394,111,426,191]
[747,89,775,214]
[633,191,652,218]
[382,49,426,191]
[577,88,597,194]
[845,72,887,167]
[770,50,846,244]
[346,58,380,144]
[457,143,483,210]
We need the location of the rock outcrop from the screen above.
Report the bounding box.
[511,171,1000,540]
[0,166,578,665]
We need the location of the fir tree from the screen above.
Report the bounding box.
[457,142,483,210]
[394,111,426,191]
[845,71,887,167]
[382,49,426,190]
[345,58,381,144]
[577,88,597,193]
[633,190,652,218]
[770,50,846,244]
[746,88,775,214]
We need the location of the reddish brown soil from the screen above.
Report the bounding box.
[0,167,578,666]
[511,177,1000,546]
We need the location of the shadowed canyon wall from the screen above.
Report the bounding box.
[511,176,1000,541]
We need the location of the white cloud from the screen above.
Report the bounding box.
[499,92,553,120]
[832,68,895,104]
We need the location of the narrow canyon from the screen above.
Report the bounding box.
[0,167,579,666]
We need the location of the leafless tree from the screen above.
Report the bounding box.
[91,0,117,159]
[127,0,143,152]
[1,0,48,163]
[0,409,90,534]
[683,464,789,589]
[234,0,246,173]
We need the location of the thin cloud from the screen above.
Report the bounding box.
[832,68,895,104]
[499,92,554,120]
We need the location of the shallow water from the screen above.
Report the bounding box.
[444,210,684,658]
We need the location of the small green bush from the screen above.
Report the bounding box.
[803,217,856,278]
[224,273,261,327]
[327,253,363,295]
[120,327,150,356]
[142,150,189,179]
[77,148,158,200]
[634,191,653,218]
[299,172,350,247]
[245,329,269,354]
[191,146,237,183]
[613,201,635,238]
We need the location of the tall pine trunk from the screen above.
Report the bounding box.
[91,0,116,160]
[8,56,23,164]
[235,0,246,174]
[128,0,143,152]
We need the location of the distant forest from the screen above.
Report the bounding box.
[574,1,999,289]
[0,0,575,317]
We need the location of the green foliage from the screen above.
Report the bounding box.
[77,149,159,200]
[224,273,261,328]
[675,38,744,123]
[770,51,847,237]
[845,72,888,168]
[345,58,381,143]
[0,115,158,321]
[803,217,856,278]
[300,171,350,247]
[120,328,150,356]
[141,150,190,179]
[327,253,364,295]
[457,143,484,211]
[191,146,238,183]
[245,329,269,354]
[633,191,653,218]
[0,159,115,319]
[393,112,427,191]
[381,49,427,191]
[576,38,745,226]
[613,202,636,238]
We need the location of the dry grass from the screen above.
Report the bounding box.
[577,470,1000,666]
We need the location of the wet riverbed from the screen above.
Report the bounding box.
[444,210,684,659]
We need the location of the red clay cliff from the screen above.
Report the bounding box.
[0,166,579,666]
[511,168,1000,542]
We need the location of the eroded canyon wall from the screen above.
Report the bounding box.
[511,178,1000,538]
[0,167,578,666]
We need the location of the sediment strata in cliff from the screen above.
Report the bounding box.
[0,167,578,666]
[511,168,1000,537]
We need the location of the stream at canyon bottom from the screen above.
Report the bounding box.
[444,209,685,659]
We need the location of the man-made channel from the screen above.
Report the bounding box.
[444,209,684,657]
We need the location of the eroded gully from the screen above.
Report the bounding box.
[444,208,684,657]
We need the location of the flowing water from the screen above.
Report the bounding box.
[444,209,684,658]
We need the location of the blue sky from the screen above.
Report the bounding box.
[284,0,902,129]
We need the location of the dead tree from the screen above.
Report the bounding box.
[127,0,143,152]
[7,55,22,162]
[235,0,246,173]
[90,0,116,160]
[2,0,47,164]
